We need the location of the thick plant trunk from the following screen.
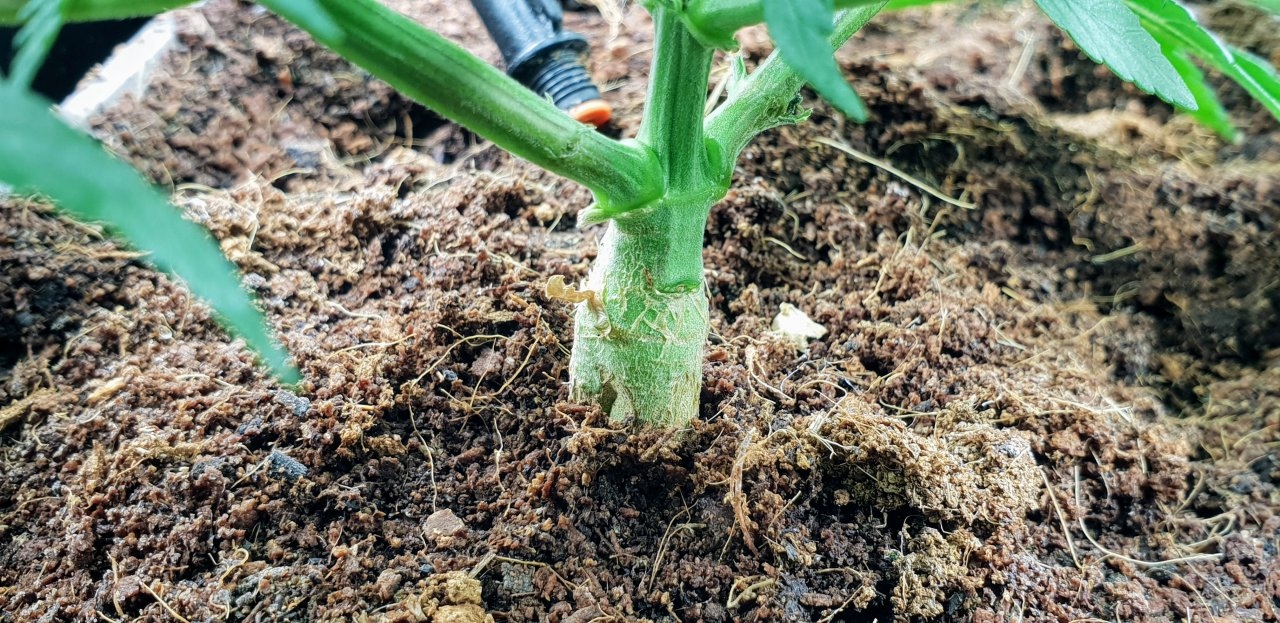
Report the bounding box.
[568,5,722,428]
[568,199,713,427]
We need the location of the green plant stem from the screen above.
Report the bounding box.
[705,4,886,174]
[260,0,662,213]
[569,6,720,427]
[637,7,718,192]
[0,0,193,23]
[568,198,714,427]
[684,0,884,45]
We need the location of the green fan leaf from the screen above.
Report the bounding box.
[7,0,63,89]
[762,0,870,122]
[1127,0,1280,123]
[258,0,343,44]
[1232,44,1280,113]
[0,0,194,23]
[1164,47,1238,140]
[1244,0,1280,14]
[1034,0,1195,110]
[0,86,299,383]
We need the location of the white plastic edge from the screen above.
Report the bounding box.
[58,12,178,129]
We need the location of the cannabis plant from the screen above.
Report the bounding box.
[2,0,1277,427]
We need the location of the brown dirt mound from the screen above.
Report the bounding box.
[2,1,1278,621]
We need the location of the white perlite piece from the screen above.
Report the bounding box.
[771,303,827,347]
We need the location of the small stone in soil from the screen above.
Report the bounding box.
[422,508,467,539]
[267,448,308,481]
[273,389,311,416]
[500,562,534,595]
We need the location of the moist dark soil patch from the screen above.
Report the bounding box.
[3,1,1279,622]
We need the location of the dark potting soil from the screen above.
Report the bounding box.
[2,1,1278,621]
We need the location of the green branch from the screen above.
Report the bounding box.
[684,0,884,46]
[1,0,665,212]
[263,0,662,212]
[704,4,884,176]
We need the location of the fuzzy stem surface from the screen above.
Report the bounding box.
[569,197,713,427]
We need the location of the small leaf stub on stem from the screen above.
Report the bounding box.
[546,275,603,313]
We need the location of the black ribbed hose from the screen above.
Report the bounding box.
[469,0,608,123]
